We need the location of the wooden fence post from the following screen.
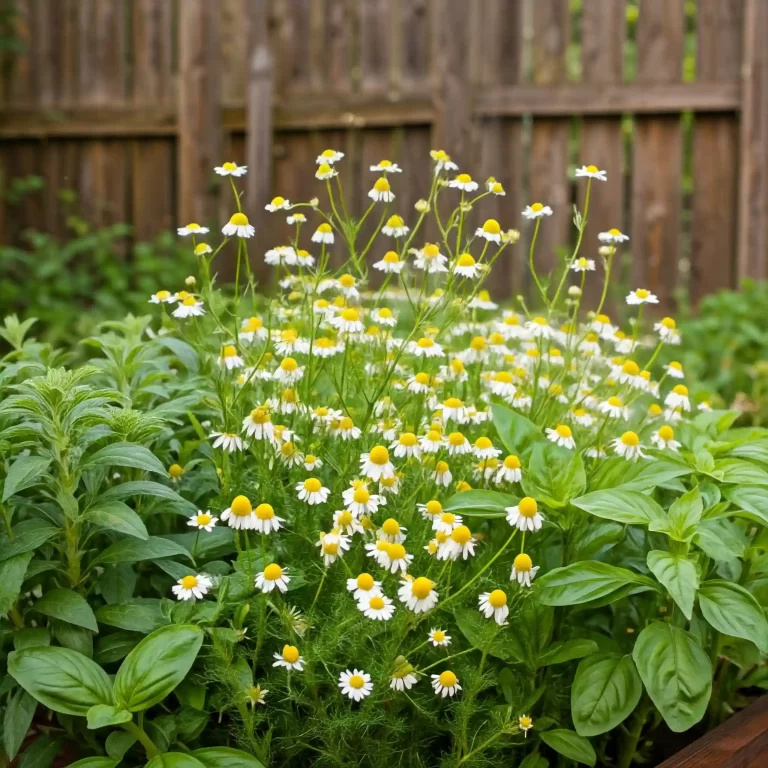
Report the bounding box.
[178,0,221,226]
[737,0,768,281]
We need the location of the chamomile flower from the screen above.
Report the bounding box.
[347,572,382,601]
[358,592,395,621]
[177,222,210,236]
[218,345,245,370]
[240,316,267,342]
[316,148,344,165]
[432,512,462,535]
[599,228,629,244]
[497,455,522,483]
[575,164,607,181]
[414,243,449,273]
[287,212,306,225]
[420,428,444,453]
[333,508,364,536]
[546,424,575,450]
[252,503,285,534]
[343,482,386,516]
[173,296,206,318]
[433,460,453,487]
[381,542,413,574]
[339,669,372,702]
[373,250,405,273]
[449,173,478,192]
[370,159,401,173]
[221,495,256,529]
[506,496,543,532]
[409,337,445,358]
[265,196,290,212]
[519,715,534,737]
[242,408,274,440]
[296,477,330,505]
[479,589,509,624]
[418,499,444,521]
[431,670,461,698]
[311,222,335,244]
[274,357,304,384]
[222,212,255,238]
[194,243,212,257]
[390,664,418,691]
[655,316,680,343]
[510,553,539,587]
[315,162,338,180]
[665,361,685,379]
[172,573,212,601]
[429,628,451,647]
[187,511,218,532]
[360,445,395,480]
[264,245,298,266]
[369,177,395,202]
[398,576,439,613]
[442,397,468,423]
[382,214,408,236]
[255,563,290,593]
[273,644,304,671]
[214,161,247,176]
[489,371,516,397]
[330,307,365,334]
[522,202,553,219]
[247,685,268,707]
[378,518,406,544]
[437,525,476,561]
[334,416,362,441]
[392,432,421,459]
[599,396,629,420]
[572,257,596,272]
[650,424,681,451]
[317,530,350,565]
[626,288,658,305]
[452,252,482,278]
[571,408,595,427]
[475,218,502,243]
[210,431,244,453]
[150,290,175,303]
[665,384,691,411]
[612,431,647,461]
[472,436,500,460]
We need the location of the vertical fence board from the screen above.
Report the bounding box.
[529,0,571,285]
[579,0,626,309]
[630,0,684,314]
[690,0,742,303]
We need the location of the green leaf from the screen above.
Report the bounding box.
[3,688,37,759]
[588,456,692,492]
[663,487,703,542]
[190,747,266,768]
[522,442,586,508]
[81,442,167,476]
[34,588,99,632]
[0,519,59,562]
[2,455,51,501]
[443,489,516,518]
[145,754,206,768]
[8,645,113,716]
[100,563,137,604]
[698,580,768,653]
[54,620,94,658]
[86,704,132,729]
[97,535,191,565]
[723,485,768,527]
[99,480,196,510]
[572,489,668,526]
[518,754,548,768]
[96,602,168,634]
[106,731,136,761]
[572,654,642,737]
[709,459,768,486]
[538,638,599,666]
[0,551,33,617]
[13,627,51,651]
[539,729,596,766]
[491,402,544,457]
[647,551,699,620]
[536,561,658,606]
[16,735,63,768]
[114,624,203,712]
[694,519,747,564]
[68,760,120,768]
[157,337,200,373]
[453,608,518,663]
[632,622,712,732]
[85,500,149,540]
[95,631,141,664]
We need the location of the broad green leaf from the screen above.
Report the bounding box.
[522,441,586,508]
[588,456,691,492]
[572,654,642,737]
[81,442,167,476]
[96,535,191,565]
[96,602,168,634]
[647,551,698,620]
[100,563,137,604]
[572,489,668,526]
[105,731,136,761]
[95,631,141,665]
[491,402,544,458]
[632,622,711,732]
[114,624,203,711]
[3,688,37,759]
[2,455,51,501]
[518,754,548,768]
[162,528,233,561]
[85,500,149,540]
[15,735,63,768]
[663,487,703,542]
[0,519,58,562]
[723,485,768,527]
[0,551,33,617]
[443,489,516,518]
[13,627,51,650]
[539,729,596,766]
[145,756,206,768]
[698,580,768,653]
[34,588,99,632]
[69,760,120,768]
[8,645,113,716]
[538,638,599,666]
[536,561,658,606]
[86,704,132,729]
[157,337,200,373]
[190,747,267,768]
[54,620,94,658]
[709,459,768,486]
[99,480,196,511]
[694,519,747,565]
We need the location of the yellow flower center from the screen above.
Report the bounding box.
[504,455,521,469]
[155,290,171,300]
[387,543,406,561]
[596,314,610,324]
[475,437,492,450]
[439,670,457,687]
[621,431,640,446]
[422,243,440,259]
[649,404,663,415]
[271,196,285,206]
[383,250,400,263]
[451,525,471,544]
[622,361,640,376]
[282,644,300,663]
[673,384,689,396]
[339,273,355,288]
[608,228,622,236]
[378,160,392,167]
[369,446,390,465]
[369,595,385,610]
[314,337,333,348]
[399,432,418,446]
[373,177,390,192]
[341,308,360,322]
[386,215,403,226]
[456,173,472,184]
[635,288,650,298]
[489,589,507,608]
[264,563,282,580]
[337,510,353,526]
[457,253,476,267]
[518,497,538,517]
[180,575,198,589]
[353,487,371,504]
[530,203,544,212]
[658,425,675,441]
[417,337,434,349]
[169,463,184,478]
[255,503,274,520]
[426,501,443,517]
[520,715,533,729]
[378,307,393,318]
[357,573,374,591]
[381,518,400,536]
[251,408,270,424]
[586,164,598,173]
[436,461,449,474]
[483,218,501,234]
[427,430,441,442]
[340,416,354,430]
[244,317,262,332]
[349,674,365,689]
[222,345,238,358]
[196,513,211,525]
[229,212,249,226]
[444,397,463,409]
[555,424,572,438]
[432,630,446,642]
[514,553,532,572]
[661,317,676,329]
[447,432,465,447]
[304,478,322,493]
[230,495,252,517]
[281,441,297,457]
[607,396,623,407]
[669,361,682,371]
[411,577,434,599]
[323,539,339,555]
[281,357,298,371]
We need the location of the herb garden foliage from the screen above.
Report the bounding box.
[1,154,767,768]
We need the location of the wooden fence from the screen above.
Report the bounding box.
[1,0,767,312]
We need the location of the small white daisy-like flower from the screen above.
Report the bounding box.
[441,397,468,423]
[487,178,505,195]
[390,668,418,691]
[360,446,395,481]
[478,589,509,625]
[149,290,175,304]
[221,494,256,530]
[246,685,267,707]
[242,407,274,441]
[626,288,658,305]
[432,512,462,536]
[265,196,290,212]
[437,525,476,561]
[274,357,304,384]
[253,503,285,535]
[346,572,383,601]
[546,424,575,450]
[311,222,335,244]
[378,518,407,544]
[519,715,534,737]
[380,542,413,574]
[317,530,351,566]
[522,202,553,219]
[391,432,422,459]
[599,228,630,244]
[665,384,691,411]
[452,252,482,279]
[339,669,372,702]
[172,573,212,601]
[315,162,338,180]
[431,670,461,698]
[418,499,444,521]
[316,148,344,165]
[264,245,298,266]
[173,296,206,318]
[214,161,247,176]
[334,416,362,441]
[505,496,543,533]
[445,430,471,455]
[296,477,330,505]
[218,344,245,370]
[210,431,244,453]
[333,508,364,536]
[611,431,647,461]
[287,212,306,225]
[510,553,539,587]
[177,222,210,236]
[489,371,516,398]
[371,307,397,327]
[413,243,449,273]
[575,164,607,181]
[475,218,502,243]
[240,316,267,342]
[272,644,304,671]
[650,424,681,452]
[398,576,439,614]
[571,408,595,428]
[408,337,445,358]
[370,159,401,173]
[368,177,395,202]
[342,482,386,516]
[381,214,408,236]
[654,316,680,343]
[420,428,444,453]
[448,173,479,192]
[496,454,522,484]
[665,361,685,379]
[358,592,395,621]
[255,563,290,593]
[187,511,218,532]
[599,396,629,420]
[330,307,365,335]
[472,436,501,460]
[222,212,255,238]
[428,628,451,647]
[373,250,405,273]
[194,243,212,257]
[571,257,596,272]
